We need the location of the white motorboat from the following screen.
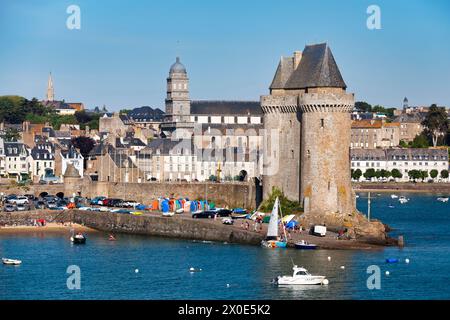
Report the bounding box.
[391,194,399,199]
[398,196,409,204]
[437,197,449,203]
[2,258,22,265]
[276,266,328,285]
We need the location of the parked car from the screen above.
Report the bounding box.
[3,204,16,212]
[24,194,37,201]
[192,211,217,219]
[8,196,29,205]
[16,203,29,211]
[311,225,327,237]
[34,200,46,209]
[46,201,57,209]
[101,198,122,207]
[121,200,140,208]
[90,196,106,206]
[214,209,233,217]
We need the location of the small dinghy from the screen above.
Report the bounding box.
[70,232,86,244]
[261,197,287,249]
[295,240,317,250]
[276,266,328,285]
[437,197,449,203]
[391,194,398,199]
[2,258,22,265]
[398,196,409,204]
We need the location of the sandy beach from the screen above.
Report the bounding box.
[0,222,97,234]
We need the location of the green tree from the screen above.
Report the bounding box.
[441,170,449,179]
[399,140,409,148]
[411,134,430,148]
[420,170,429,181]
[0,127,21,141]
[351,169,362,180]
[71,136,95,158]
[355,101,372,113]
[422,104,449,147]
[391,169,403,179]
[259,187,303,215]
[430,169,439,179]
[208,175,217,182]
[363,168,376,180]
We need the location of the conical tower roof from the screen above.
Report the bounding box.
[64,163,81,178]
[285,43,347,90]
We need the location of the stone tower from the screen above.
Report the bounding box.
[46,72,54,101]
[403,97,408,110]
[165,57,190,123]
[261,43,355,216]
[261,53,302,201]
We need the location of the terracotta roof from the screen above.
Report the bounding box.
[351,120,383,129]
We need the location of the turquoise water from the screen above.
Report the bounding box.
[1,193,449,300]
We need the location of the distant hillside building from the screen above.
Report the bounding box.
[351,119,400,149]
[351,148,449,182]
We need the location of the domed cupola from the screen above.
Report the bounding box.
[170,57,187,74]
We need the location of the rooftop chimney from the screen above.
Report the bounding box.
[293,51,302,69]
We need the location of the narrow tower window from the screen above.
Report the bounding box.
[320,119,324,128]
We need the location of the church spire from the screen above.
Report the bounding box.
[46,72,54,101]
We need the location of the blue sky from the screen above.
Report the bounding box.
[1,0,449,111]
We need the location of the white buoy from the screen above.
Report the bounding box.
[405,258,410,264]
[385,271,390,276]
[135,269,139,273]
[340,266,345,270]
[322,279,329,285]
[226,283,230,288]
[327,256,331,261]
[189,267,195,272]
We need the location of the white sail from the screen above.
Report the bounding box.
[266,197,279,240]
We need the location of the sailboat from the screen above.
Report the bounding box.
[261,197,287,248]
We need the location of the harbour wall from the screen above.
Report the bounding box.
[0,180,257,209]
[353,182,450,194]
[0,210,264,245]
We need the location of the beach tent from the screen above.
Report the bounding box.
[152,200,159,211]
[161,200,170,213]
[285,220,298,230]
[282,214,296,224]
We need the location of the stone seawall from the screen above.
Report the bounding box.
[353,182,450,193]
[0,180,257,209]
[0,210,264,245]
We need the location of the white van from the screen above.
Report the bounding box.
[313,225,327,237]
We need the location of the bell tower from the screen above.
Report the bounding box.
[165,57,190,123]
[46,72,54,101]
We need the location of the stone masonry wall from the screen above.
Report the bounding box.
[261,95,301,201]
[0,180,256,209]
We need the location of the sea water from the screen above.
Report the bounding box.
[1,193,449,300]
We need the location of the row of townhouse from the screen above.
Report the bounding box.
[87,138,261,183]
[0,137,84,182]
[350,148,449,182]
